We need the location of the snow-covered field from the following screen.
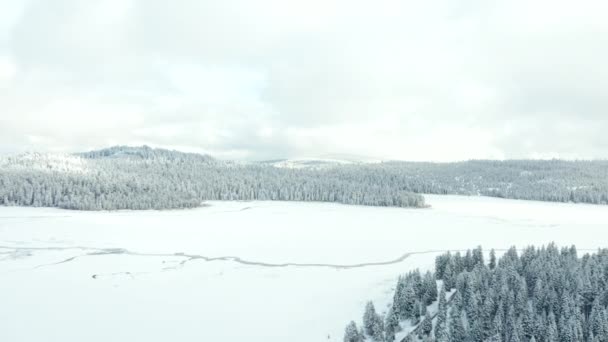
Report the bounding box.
[1,195,608,342]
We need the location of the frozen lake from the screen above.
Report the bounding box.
[1,195,608,342]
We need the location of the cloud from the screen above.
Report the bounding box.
[0,0,607,160]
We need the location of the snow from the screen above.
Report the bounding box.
[269,154,382,169]
[393,284,457,342]
[0,152,90,174]
[2,195,608,342]
[271,158,356,169]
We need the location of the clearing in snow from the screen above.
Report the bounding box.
[1,195,608,342]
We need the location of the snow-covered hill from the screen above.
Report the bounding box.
[77,145,217,164]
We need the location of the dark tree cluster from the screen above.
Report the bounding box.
[371,160,608,205]
[0,146,425,210]
[346,244,608,342]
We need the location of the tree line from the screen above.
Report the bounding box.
[0,146,425,210]
[2,146,608,211]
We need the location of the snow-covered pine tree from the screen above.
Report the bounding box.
[344,321,363,342]
[434,285,448,341]
[363,301,379,336]
[420,311,433,337]
[347,245,608,342]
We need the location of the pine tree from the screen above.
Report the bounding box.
[400,285,417,321]
[421,311,433,337]
[493,306,505,341]
[424,271,438,304]
[386,306,400,332]
[344,321,363,342]
[435,252,451,279]
[546,311,558,342]
[511,320,524,342]
[449,307,466,342]
[521,303,535,340]
[489,249,497,270]
[464,250,473,272]
[472,246,484,268]
[468,320,483,342]
[393,276,406,318]
[435,285,448,341]
[385,306,400,341]
[443,261,455,290]
[384,327,395,342]
[364,301,378,336]
[371,316,385,342]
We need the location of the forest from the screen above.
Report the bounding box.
[345,244,608,342]
[1,146,607,210]
[0,146,425,210]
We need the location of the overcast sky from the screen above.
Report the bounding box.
[0,0,607,161]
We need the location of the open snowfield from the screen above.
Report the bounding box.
[2,195,608,342]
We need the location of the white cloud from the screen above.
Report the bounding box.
[0,56,16,86]
[0,0,607,160]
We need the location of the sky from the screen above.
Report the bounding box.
[0,0,607,161]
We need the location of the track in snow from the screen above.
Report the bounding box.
[2,245,600,272]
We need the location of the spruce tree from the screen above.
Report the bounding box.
[546,311,558,342]
[385,306,400,334]
[384,306,400,342]
[424,271,438,304]
[472,246,484,268]
[443,261,455,290]
[371,316,385,342]
[393,276,405,318]
[449,307,466,342]
[384,327,395,342]
[401,285,417,321]
[364,301,378,336]
[435,285,448,341]
[421,311,433,336]
[489,249,497,269]
[344,321,363,342]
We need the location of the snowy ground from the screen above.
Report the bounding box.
[1,195,608,342]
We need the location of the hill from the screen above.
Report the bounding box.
[0,146,424,210]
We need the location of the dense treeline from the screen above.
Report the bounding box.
[345,244,608,342]
[2,146,608,211]
[373,160,608,205]
[0,146,425,210]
